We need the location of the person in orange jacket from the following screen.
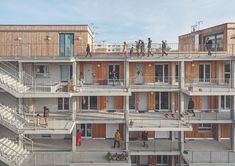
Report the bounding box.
[114,129,121,148]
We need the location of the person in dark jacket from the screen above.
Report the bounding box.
[86,44,92,57]
[161,40,168,56]
[142,131,148,147]
[136,41,140,56]
[188,97,195,117]
[147,38,153,56]
[206,38,213,56]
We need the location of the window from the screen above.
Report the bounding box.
[155,64,168,83]
[155,92,169,111]
[60,65,72,82]
[81,124,92,137]
[131,156,137,166]
[199,64,211,82]
[224,64,230,84]
[108,64,120,83]
[175,64,179,82]
[59,33,74,57]
[157,155,168,165]
[198,123,212,132]
[220,96,231,111]
[129,93,136,110]
[204,33,224,51]
[82,96,98,110]
[58,98,70,111]
[35,64,49,77]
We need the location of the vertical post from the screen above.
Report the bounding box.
[124,60,129,87]
[231,61,235,89]
[170,156,175,166]
[18,61,23,83]
[72,97,77,121]
[179,61,185,89]
[72,62,77,90]
[217,124,221,142]
[171,62,176,85]
[125,96,129,151]
[18,98,23,115]
[72,125,77,152]
[231,96,235,151]
[178,131,185,166]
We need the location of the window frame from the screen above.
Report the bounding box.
[58,97,70,111]
[198,123,212,132]
[155,92,169,111]
[157,155,169,165]
[59,33,74,57]
[155,64,169,83]
[35,64,50,78]
[199,64,211,82]
[82,96,98,111]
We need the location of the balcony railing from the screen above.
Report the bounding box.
[0,43,234,58]
[184,150,235,163]
[183,109,231,121]
[130,76,179,86]
[77,78,125,87]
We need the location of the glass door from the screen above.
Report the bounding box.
[59,33,74,57]
[155,64,168,83]
[108,64,120,85]
[81,124,92,138]
[199,64,211,82]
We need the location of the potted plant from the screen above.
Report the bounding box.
[105,152,112,161]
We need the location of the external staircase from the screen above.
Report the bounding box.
[0,137,32,166]
[0,104,31,134]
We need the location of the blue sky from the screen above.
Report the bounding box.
[0,0,234,43]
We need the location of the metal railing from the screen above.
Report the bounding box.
[129,140,179,152]
[183,109,231,121]
[77,78,125,87]
[0,43,234,58]
[184,150,235,163]
[130,76,179,86]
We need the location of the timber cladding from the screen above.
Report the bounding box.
[0,25,94,57]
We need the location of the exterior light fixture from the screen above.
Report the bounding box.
[17,37,22,41]
[97,64,101,68]
[148,64,152,67]
[47,36,52,41]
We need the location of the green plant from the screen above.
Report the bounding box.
[105,152,112,161]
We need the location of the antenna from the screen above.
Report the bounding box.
[191,20,204,32]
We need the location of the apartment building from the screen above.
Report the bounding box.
[0,23,235,166]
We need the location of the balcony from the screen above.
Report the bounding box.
[76,110,125,123]
[130,76,179,91]
[0,43,234,59]
[184,78,235,95]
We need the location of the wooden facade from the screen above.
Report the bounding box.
[0,25,94,57]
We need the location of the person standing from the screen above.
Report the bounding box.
[161,40,168,56]
[43,106,49,127]
[111,69,117,86]
[142,131,148,147]
[122,41,128,56]
[135,41,140,56]
[140,40,145,56]
[86,44,92,57]
[188,97,195,117]
[76,129,82,146]
[114,129,121,148]
[147,38,153,56]
[130,45,134,57]
[206,38,213,56]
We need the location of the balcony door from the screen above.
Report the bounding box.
[199,64,211,82]
[108,64,120,85]
[138,93,147,112]
[59,33,74,57]
[135,64,144,84]
[107,97,115,111]
[81,124,92,138]
[155,64,168,83]
[84,64,93,84]
[155,92,169,111]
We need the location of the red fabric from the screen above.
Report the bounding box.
[76,132,81,145]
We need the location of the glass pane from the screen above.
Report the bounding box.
[115,65,120,79]
[64,34,74,57]
[157,156,162,164]
[155,65,163,82]
[221,96,224,108]
[226,96,230,109]
[175,64,179,82]
[87,124,92,137]
[161,92,169,109]
[131,156,137,164]
[205,64,211,82]
[59,34,65,57]
[225,64,230,72]
[199,65,204,82]
[155,92,159,110]
[164,64,168,82]
[108,65,113,80]
[129,93,135,109]
[82,96,88,109]
[58,98,63,110]
[90,96,98,109]
[64,98,69,110]
[60,65,69,82]
[163,156,168,164]
[81,124,85,137]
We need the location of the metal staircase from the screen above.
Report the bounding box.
[0,104,31,134]
[0,137,33,166]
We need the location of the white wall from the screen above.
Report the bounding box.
[0,92,17,108]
